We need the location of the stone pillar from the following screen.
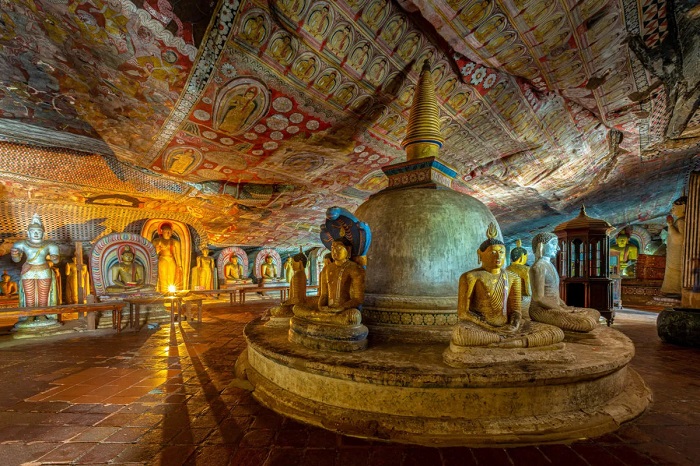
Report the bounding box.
[682,170,700,308]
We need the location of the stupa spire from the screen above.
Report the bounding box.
[402,60,444,160]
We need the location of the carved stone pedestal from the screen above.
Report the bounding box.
[288,316,368,352]
[238,317,650,446]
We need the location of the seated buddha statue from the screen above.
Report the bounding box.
[529,233,601,332]
[106,246,151,293]
[0,270,18,296]
[260,255,278,282]
[449,224,564,349]
[224,255,251,284]
[268,252,308,325]
[610,231,638,277]
[506,239,531,318]
[293,239,365,326]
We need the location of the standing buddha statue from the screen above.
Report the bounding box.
[660,196,686,296]
[152,222,183,292]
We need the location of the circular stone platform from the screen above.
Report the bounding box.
[238,318,651,447]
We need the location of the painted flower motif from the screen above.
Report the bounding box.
[244,132,257,140]
[461,62,475,76]
[470,67,487,85]
[221,63,236,78]
[483,73,497,89]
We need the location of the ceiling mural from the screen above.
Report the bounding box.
[0,0,698,248]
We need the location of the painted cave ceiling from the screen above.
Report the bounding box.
[0,0,699,249]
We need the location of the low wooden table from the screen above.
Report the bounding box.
[239,285,289,305]
[181,297,204,322]
[188,288,240,304]
[122,296,183,330]
[0,303,125,331]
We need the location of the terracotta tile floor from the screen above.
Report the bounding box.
[0,303,698,465]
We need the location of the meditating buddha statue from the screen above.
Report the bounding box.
[224,255,251,284]
[293,239,364,326]
[268,252,308,326]
[449,224,564,349]
[260,255,278,281]
[506,239,531,318]
[106,246,150,293]
[529,233,600,332]
[0,270,18,296]
[610,231,638,277]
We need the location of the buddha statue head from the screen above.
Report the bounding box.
[2,270,11,283]
[230,255,239,265]
[510,239,528,265]
[293,251,308,271]
[671,196,687,219]
[331,239,352,263]
[201,248,210,257]
[532,232,559,260]
[120,246,136,264]
[27,213,45,245]
[615,232,630,248]
[159,222,173,239]
[477,223,506,271]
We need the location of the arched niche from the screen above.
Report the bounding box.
[216,246,250,282]
[141,219,192,291]
[90,233,158,296]
[254,248,282,280]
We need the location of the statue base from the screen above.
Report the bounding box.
[238,318,650,446]
[265,304,293,328]
[657,308,700,347]
[650,294,682,307]
[361,294,458,343]
[443,342,572,368]
[288,316,368,352]
[12,316,67,339]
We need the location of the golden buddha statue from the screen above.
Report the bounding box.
[610,231,639,277]
[152,222,182,292]
[529,233,601,332]
[224,254,247,283]
[660,196,687,296]
[106,246,149,293]
[450,224,564,349]
[65,256,91,304]
[269,252,308,323]
[284,256,294,283]
[292,239,365,326]
[260,255,278,281]
[191,248,216,290]
[506,239,531,318]
[0,270,18,296]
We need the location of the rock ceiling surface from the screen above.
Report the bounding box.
[0,0,699,248]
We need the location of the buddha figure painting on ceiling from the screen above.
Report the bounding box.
[380,15,405,44]
[268,34,295,65]
[448,224,564,350]
[306,5,330,39]
[529,233,601,332]
[327,24,351,55]
[240,14,266,44]
[219,86,263,135]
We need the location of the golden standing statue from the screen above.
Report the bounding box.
[152,223,182,292]
[191,248,216,290]
[506,239,531,318]
[65,256,91,304]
